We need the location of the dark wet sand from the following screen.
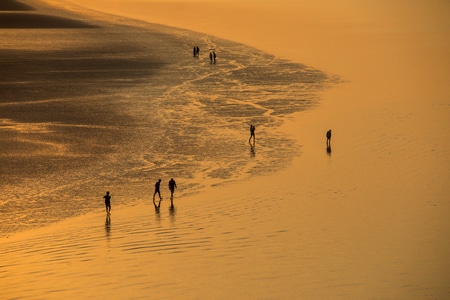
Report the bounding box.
[0,13,97,28]
[0,0,96,28]
[0,0,34,11]
[0,2,164,175]
[0,0,189,232]
[1,0,331,235]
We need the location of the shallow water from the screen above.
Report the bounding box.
[0,1,333,236]
[1,0,449,299]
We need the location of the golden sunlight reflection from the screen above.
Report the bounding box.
[0,0,449,299]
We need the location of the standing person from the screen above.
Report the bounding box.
[103,191,111,215]
[193,46,200,57]
[153,179,162,200]
[168,178,177,198]
[209,52,213,63]
[213,51,216,63]
[326,129,332,146]
[249,124,256,143]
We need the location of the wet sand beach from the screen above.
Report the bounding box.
[1,0,332,235]
[1,0,450,299]
[0,0,172,234]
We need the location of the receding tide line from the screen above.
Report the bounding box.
[0,0,35,11]
[0,13,98,28]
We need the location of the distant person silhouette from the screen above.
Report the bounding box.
[213,51,216,63]
[168,178,177,198]
[209,52,213,63]
[103,191,111,215]
[249,124,256,143]
[153,179,162,200]
[193,46,200,57]
[326,129,332,146]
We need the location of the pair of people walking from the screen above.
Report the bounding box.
[153,178,177,200]
[193,46,200,57]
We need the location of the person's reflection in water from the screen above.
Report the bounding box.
[327,145,332,156]
[250,142,255,157]
[169,196,176,223]
[153,198,161,214]
[153,198,161,223]
[105,214,111,239]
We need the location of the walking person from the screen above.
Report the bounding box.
[193,46,200,57]
[326,129,332,146]
[249,124,256,143]
[153,179,162,200]
[168,178,177,198]
[103,191,111,215]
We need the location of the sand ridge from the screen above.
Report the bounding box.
[0,0,97,28]
[0,0,34,11]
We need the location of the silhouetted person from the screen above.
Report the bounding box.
[153,179,162,200]
[193,46,200,57]
[249,124,256,143]
[168,178,177,198]
[103,191,111,215]
[209,52,213,63]
[213,51,216,63]
[326,129,332,146]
